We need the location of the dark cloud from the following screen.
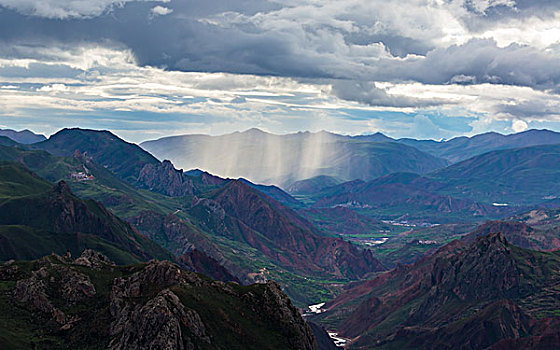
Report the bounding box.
[461,0,560,32]
[345,32,434,57]
[497,99,560,118]
[0,0,559,125]
[370,39,560,89]
[1,2,558,92]
[332,81,446,108]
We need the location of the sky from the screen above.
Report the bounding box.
[0,0,559,143]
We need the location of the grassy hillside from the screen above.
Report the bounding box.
[0,162,52,198]
[428,144,560,205]
[31,128,160,183]
[0,162,173,264]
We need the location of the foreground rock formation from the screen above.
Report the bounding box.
[0,250,321,350]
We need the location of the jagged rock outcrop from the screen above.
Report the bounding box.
[137,160,194,196]
[108,260,212,349]
[12,253,96,328]
[109,288,209,350]
[74,249,115,269]
[1,253,319,349]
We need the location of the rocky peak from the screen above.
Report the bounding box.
[463,221,545,251]
[161,159,174,168]
[436,232,516,294]
[137,161,194,197]
[74,249,114,269]
[111,260,200,303]
[109,288,211,350]
[410,232,520,323]
[474,231,508,249]
[53,180,72,195]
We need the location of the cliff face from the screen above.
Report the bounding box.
[128,210,245,283]
[178,249,239,283]
[137,160,194,197]
[0,251,319,350]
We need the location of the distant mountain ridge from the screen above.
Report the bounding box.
[427,144,560,205]
[141,128,560,188]
[400,129,560,162]
[304,143,560,222]
[141,128,449,186]
[308,172,518,223]
[31,128,160,184]
[0,128,46,144]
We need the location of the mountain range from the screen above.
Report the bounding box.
[1,126,559,349]
[141,128,449,186]
[400,129,560,163]
[0,128,384,305]
[0,128,46,144]
[140,128,560,188]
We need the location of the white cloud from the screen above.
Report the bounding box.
[150,5,173,17]
[468,0,516,14]
[512,119,528,132]
[38,83,68,92]
[0,0,171,19]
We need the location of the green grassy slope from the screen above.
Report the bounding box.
[0,161,173,264]
[428,144,560,205]
[31,128,160,183]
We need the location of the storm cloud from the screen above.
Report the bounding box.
[0,0,559,139]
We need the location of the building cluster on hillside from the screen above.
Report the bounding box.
[70,172,94,181]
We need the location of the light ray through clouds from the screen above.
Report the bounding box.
[0,0,559,141]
